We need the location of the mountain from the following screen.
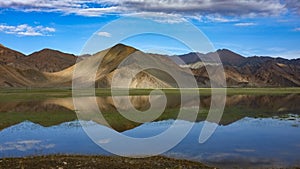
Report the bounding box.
[54,44,192,88]
[191,62,300,87]
[16,49,77,72]
[172,49,246,66]
[12,49,77,72]
[0,44,191,88]
[0,45,25,65]
[176,49,300,87]
[0,45,77,72]
[0,65,49,87]
[0,44,299,88]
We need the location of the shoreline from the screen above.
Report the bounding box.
[0,87,299,96]
[0,155,214,169]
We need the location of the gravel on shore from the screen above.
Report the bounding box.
[0,155,215,169]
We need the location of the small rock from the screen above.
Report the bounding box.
[63,162,67,165]
[58,167,63,169]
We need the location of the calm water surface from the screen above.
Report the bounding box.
[0,94,299,168]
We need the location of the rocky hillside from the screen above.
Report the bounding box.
[0,45,25,65]
[0,44,299,88]
[15,49,77,72]
[0,45,77,72]
[175,50,300,87]
[0,44,191,88]
[56,44,192,88]
[0,65,48,87]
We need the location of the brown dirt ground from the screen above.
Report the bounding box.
[0,155,215,169]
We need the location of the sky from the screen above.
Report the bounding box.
[0,0,300,59]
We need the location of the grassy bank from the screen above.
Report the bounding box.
[0,87,299,98]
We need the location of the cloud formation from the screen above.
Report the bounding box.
[0,140,55,151]
[130,12,187,23]
[204,15,238,23]
[97,31,112,37]
[294,28,300,31]
[119,0,286,16]
[0,24,55,36]
[0,0,120,16]
[0,0,296,19]
[286,0,300,14]
[234,22,257,27]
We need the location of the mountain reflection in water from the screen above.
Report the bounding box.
[0,94,299,131]
[0,94,299,168]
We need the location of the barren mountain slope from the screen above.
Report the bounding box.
[45,44,191,88]
[0,65,49,87]
[182,50,300,87]
[15,49,77,72]
[0,44,299,88]
[0,45,25,65]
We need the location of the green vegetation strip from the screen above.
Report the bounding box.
[0,111,77,130]
[0,88,299,100]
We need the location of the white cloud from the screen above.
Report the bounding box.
[115,0,286,16]
[128,12,187,23]
[234,22,257,27]
[1,0,300,25]
[294,28,300,31]
[65,6,122,17]
[0,24,55,36]
[0,0,291,18]
[205,15,238,23]
[0,0,121,17]
[97,31,112,37]
[0,140,55,151]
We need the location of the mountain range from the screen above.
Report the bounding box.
[0,43,299,88]
[177,50,300,87]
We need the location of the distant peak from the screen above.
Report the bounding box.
[217,49,234,53]
[112,43,133,49]
[39,48,59,52]
[31,48,74,56]
[114,43,127,47]
[216,49,245,58]
[109,43,137,52]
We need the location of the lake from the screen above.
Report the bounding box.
[0,93,299,168]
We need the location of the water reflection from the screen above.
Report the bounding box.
[1,94,299,114]
[0,117,299,168]
[0,94,299,131]
[0,121,107,158]
[0,94,300,168]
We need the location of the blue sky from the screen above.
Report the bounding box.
[0,0,300,59]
